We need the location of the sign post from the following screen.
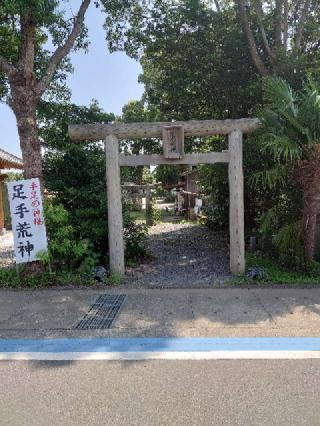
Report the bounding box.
[162,125,184,159]
[7,178,48,264]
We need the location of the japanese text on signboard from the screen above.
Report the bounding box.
[7,178,48,264]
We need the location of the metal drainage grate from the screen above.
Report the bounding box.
[74,294,126,330]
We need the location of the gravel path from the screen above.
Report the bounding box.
[0,219,231,288]
[0,231,14,268]
[125,220,231,288]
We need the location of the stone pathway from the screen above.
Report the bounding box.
[125,220,230,288]
[0,231,14,267]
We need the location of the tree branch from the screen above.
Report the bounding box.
[283,0,289,51]
[274,0,283,50]
[252,0,277,63]
[236,0,270,76]
[36,0,91,98]
[213,0,221,12]
[295,0,311,49]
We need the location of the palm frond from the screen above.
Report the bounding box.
[260,133,302,163]
[263,77,297,117]
[259,109,283,132]
[260,206,279,235]
[251,165,287,190]
[280,109,308,138]
[259,76,320,158]
[272,221,303,255]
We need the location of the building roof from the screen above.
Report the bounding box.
[0,148,23,170]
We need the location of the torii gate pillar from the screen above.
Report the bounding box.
[228,129,245,274]
[105,134,125,275]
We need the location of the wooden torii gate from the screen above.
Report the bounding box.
[69,118,260,276]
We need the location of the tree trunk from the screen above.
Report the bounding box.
[302,197,318,263]
[10,90,44,275]
[236,0,270,77]
[10,95,43,181]
[297,146,320,263]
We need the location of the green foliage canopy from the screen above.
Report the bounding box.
[0,0,89,103]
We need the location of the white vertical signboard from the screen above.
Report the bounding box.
[7,178,48,264]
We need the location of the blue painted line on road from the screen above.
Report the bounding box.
[0,337,320,353]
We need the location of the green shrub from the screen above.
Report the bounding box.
[232,253,320,285]
[45,202,99,272]
[43,143,149,270]
[123,209,148,261]
[199,165,229,230]
[146,201,162,225]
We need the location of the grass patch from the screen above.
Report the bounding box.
[129,209,146,223]
[0,265,98,289]
[232,253,320,285]
[107,272,124,286]
[0,264,127,289]
[0,263,129,288]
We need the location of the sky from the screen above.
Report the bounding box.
[0,2,144,158]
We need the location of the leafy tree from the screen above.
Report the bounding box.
[104,0,261,120]
[104,0,320,103]
[255,77,320,263]
[120,100,159,184]
[106,0,264,205]
[0,0,92,180]
[154,165,181,187]
[236,0,320,82]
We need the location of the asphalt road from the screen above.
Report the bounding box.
[0,360,320,426]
